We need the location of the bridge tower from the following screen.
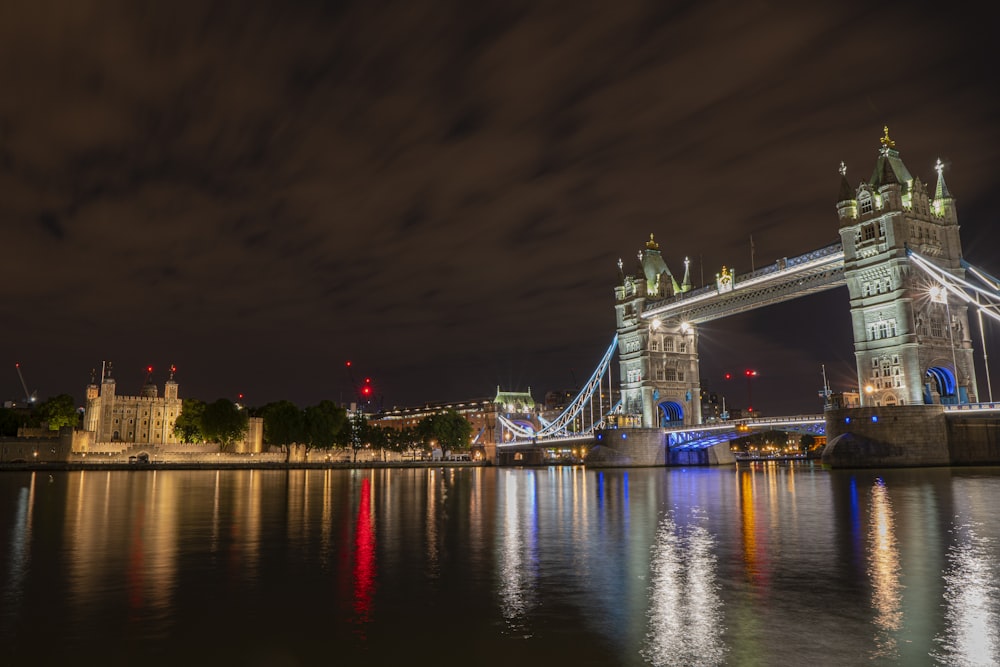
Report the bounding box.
[836,127,977,406]
[614,234,701,427]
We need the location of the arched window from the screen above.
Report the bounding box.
[859,193,873,215]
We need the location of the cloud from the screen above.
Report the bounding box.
[2,0,998,412]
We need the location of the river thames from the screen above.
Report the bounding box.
[2,463,999,666]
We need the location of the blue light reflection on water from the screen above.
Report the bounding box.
[1,465,1000,666]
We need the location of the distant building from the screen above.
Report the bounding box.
[375,397,496,451]
[81,364,262,452]
[83,366,182,445]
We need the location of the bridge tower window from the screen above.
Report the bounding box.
[665,369,677,382]
[860,194,873,215]
[931,317,943,338]
[664,338,674,352]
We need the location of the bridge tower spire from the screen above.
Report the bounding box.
[614,235,702,428]
[838,128,977,407]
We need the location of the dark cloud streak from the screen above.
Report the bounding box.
[2,0,998,414]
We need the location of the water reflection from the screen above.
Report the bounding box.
[867,477,902,660]
[1,473,35,637]
[353,475,376,635]
[643,510,726,667]
[933,523,999,666]
[497,470,537,636]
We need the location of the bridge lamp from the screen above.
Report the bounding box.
[680,321,692,334]
[864,384,875,406]
[651,318,662,331]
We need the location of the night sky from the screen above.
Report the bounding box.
[3,1,999,415]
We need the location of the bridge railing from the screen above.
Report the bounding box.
[943,403,1000,413]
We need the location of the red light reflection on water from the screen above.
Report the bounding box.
[353,477,376,634]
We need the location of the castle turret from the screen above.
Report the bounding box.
[164,364,179,400]
[932,158,957,223]
[836,161,857,222]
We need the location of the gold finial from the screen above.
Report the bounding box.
[880,125,895,149]
[646,233,659,250]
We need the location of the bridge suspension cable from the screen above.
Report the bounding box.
[497,334,619,441]
[907,250,1000,324]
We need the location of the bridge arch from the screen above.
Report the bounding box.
[657,401,684,427]
[924,365,957,405]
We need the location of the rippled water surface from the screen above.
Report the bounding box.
[2,464,999,666]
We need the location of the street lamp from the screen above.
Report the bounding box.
[864,384,874,406]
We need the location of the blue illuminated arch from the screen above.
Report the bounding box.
[924,366,957,404]
[657,401,684,427]
[511,419,535,433]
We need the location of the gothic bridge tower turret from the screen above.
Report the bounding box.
[614,234,701,427]
[837,127,977,406]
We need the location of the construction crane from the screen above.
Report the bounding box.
[14,363,38,404]
[344,361,374,410]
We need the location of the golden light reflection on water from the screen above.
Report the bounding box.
[426,468,439,577]
[642,510,726,667]
[60,471,179,633]
[933,524,1000,666]
[867,477,902,660]
[497,469,535,636]
[738,470,766,585]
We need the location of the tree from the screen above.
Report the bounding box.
[36,394,78,431]
[260,400,305,447]
[0,408,29,437]
[201,398,248,451]
[381,425,416,460]
[800,433,816,454]
[174,398,206,443]
[416,409,473,455]
[303,400,347,452]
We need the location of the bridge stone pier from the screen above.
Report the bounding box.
[587,428,735,467]
[823,405,1000,468]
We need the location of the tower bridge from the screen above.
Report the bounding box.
[495,128,1000,467]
